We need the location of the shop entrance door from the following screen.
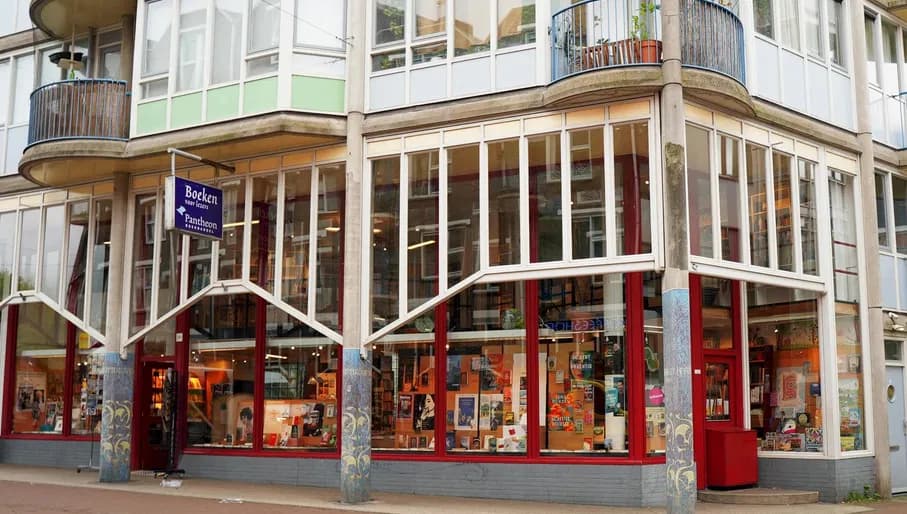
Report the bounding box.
[138,362,173,471]
[887,365,907,493]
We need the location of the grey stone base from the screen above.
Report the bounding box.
[0,439,100,469]
[180,454,666,507]
[757,456,876,502]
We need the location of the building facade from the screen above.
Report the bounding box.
[0,0,905,507]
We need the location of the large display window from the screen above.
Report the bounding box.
[183,294,338,452]
[3,303,104,438]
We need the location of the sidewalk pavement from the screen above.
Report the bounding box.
[0,463,902,513]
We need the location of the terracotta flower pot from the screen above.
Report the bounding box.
[635,40,662,64]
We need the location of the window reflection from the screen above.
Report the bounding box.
[488,139,521,266]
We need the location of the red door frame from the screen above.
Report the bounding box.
[690,275,744,488]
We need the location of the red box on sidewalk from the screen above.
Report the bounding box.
[705,426,758,488]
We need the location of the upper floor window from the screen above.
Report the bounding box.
[0,0,32,37]
[249,0,280,53]
[371,0,535,71]
[296,0,346,50]
[755,0,846,70]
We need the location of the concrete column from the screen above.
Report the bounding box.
[849,1,890,498]
[660,1,696,512]
[340,0,370,503]
[99,172,134,482]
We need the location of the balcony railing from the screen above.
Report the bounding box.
[680,0,746,84]
[28,79,130,146]
[551,0,662,81]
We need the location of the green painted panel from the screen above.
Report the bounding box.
[206,85,240,121]
[136,100,167,135]
[243,77,279,114]
[171,92,203,128]
[291,76,345,113]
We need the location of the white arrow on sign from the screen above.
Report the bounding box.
[177,206,186,216]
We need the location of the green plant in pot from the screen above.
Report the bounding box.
[630,1,661,63]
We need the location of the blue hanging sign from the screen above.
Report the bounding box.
[164,176,223,240]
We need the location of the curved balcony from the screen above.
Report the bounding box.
[551,0,662,81]
[28,79,129,146]
[680,0,746,85]
[30,0,136,39]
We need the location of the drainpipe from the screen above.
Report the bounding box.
[849,0,890,499]
[340,0,370,503]
[659,1,696,512]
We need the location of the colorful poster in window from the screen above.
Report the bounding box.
[605,374,625,414]
[569,351,594,382]
[776,367,804,410]
[548,392,576,431]
[413,394,435,432]
[480,353,504,392]
[455,394,477,430]
[479,394,504,430]
[398,394,413,419]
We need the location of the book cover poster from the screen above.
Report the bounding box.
[605,375,625,414]
[479,394,504,430]
[480,353,505,392]
[570,351,594,382]
[398,394,414,419]
[412,394,435,432]
[548,392,575,431]
[456,394,477,430]
[447,356,461,391]
[776,367,805,410]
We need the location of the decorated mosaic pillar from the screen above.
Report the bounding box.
[660,1,696,511]
[99,351,135,482]
[341,347,372,502]
[99,172,134,483]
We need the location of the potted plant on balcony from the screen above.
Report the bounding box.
[630,1,661,64]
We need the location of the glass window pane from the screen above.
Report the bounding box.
[5,125,28,173]
[141,78,169,99]
[0,61,9,124]
[90,199,112,332]
[865,15,878,84]
[408,151,439,308]
[64,201,89,316]
[0,211,15,298]
[747,144,769,267]
[372,319,436,452]
[72,337,104,435]
[686,125,712,258]
[615,122,650,255]
[296,0,345,49]
[41,205,66,301]
[12,303,68,434]
[177,0,206,92]
[719,136,742,262]
[454,0,491,56]
[248,0,280,53]
[412,42,447,64]
[830,171,859,303]
[882,21,898,94]
[247,53,279,76]
[187,294,257,448]
[799,160,818,275]
[894,176,907,254]
[158,218,182,317]
[753,0,773,39]
[283,168,312,310]
[643,273,664,455]
[263,305,338,450]
[219,179,245,280]
[315,164,345,330]
[415,0,446,38]
[372,50,406,71]
[144,0,172,77]
[528,133,562,262]
[837,305,864,451]
[828,0,845,66]
[877,173,890,250]
[250,174,279,292]
[779,0,800,51]
[13,55,33,125]
[773,152,794,271]
[447,145,480,285]
[539,275,627,454]
[498,0,535,49]
[570,128,605,259]
[375,0,405,46]
[804,0,822,58]
[212,0,243,84]
[747,285,822,453]
[488,139,520,265]
[99,46,122,80]
[372,157,401,333]
[446,281,526,455]
[17,208,39,291]
[701,277,734,351]
[886,340,902,361]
